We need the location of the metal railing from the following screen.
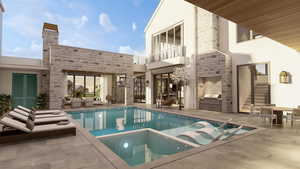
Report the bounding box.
[147,45,186,63]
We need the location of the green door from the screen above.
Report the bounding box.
[12,73,37,108]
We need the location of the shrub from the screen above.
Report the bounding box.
[36,93,48,110]
[0,94,11,116]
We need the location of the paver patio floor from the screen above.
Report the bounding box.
[1,104,299,169]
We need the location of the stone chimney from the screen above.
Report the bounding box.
[42,23,59,67]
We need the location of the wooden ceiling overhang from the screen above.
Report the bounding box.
[185,0,300,51]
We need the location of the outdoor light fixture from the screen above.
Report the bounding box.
[279,71,291,84]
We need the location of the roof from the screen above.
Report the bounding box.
[43,23,59,32]
[144,0,165,32]
[186,0,300,51]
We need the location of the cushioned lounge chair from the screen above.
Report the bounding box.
[8,111,69,125]
[192,119,232,129]
[14,108,65,118]
[17,105,62,115]
[0,116,76,144]
[177,125,243,145]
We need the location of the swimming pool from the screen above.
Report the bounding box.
[68,107,241,136]
[68,107,253,166]
[99,128,197,166]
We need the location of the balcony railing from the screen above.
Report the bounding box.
[147,45,186,63]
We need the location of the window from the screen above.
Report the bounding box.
[175,25,181,46]
[134,75,146,103]
[85,76,95,97]
[75,76,85,97]
[237,25,262,43]
[95,76,102,99]
[67,75,74,97]
[66,75,102,98]
[255,64,268,76]
[151,24,184,62]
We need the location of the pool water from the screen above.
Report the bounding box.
[68,107,228,137]
[68,107,252,166]
[99,129,195,166]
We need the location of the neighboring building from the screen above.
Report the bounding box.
[145,0,300,113]
[0,23,140,109]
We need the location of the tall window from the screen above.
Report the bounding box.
[75,76,85,97]
[95,76,102,99]
[151,24,184,62]
[85,76,95,97]
[66,74,102,98]
[67,75,74,97]
[134,76,146,103]
[237,25,262,43]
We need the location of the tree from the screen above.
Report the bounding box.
[172,67,190,110]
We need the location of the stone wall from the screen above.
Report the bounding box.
[42,29,58,98]
[43,30,58,67]
[48,45,134,109]
[196,50,232,113]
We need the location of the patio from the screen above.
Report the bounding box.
[1,105,299,169]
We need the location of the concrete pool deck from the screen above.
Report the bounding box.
[1,104,300,169]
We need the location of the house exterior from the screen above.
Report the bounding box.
[145,0,300,113]
[145,0,232,112]
[0,22,139,109]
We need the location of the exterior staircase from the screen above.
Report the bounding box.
[241,83,270,112]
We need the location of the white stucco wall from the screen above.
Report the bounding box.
[219,18,300,112]
[0,69,41,95]
[145,0,198,108]
[145,0,196,60]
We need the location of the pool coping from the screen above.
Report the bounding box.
[65,106,265,169]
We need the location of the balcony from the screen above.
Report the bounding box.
[146,45,186,70]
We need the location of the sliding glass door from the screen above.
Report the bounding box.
[237,63,270,113]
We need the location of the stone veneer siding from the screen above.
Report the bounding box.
[48,45,134,109]
[196,51,232,113]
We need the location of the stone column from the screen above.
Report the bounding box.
[145,71,153,105]
[222,54,233,113]
[125,73,134,105]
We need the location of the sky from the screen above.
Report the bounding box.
[2,0,160,59]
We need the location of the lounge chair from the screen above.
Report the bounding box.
[17,105,62,115]
[192,119,232,129]
[177,125,243,145]
[8,111,69,125]
[0,115,76,144]
[14,108,65,118]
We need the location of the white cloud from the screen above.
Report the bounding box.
[132,22,137,32]
[30,41,42,51]
[6,41,42,59]
[5,15,41,38]
[132,0,143,7]
[43,12,88,28]
[78,16,88,27]
[119,45,146,64]
[99,13,117,32]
